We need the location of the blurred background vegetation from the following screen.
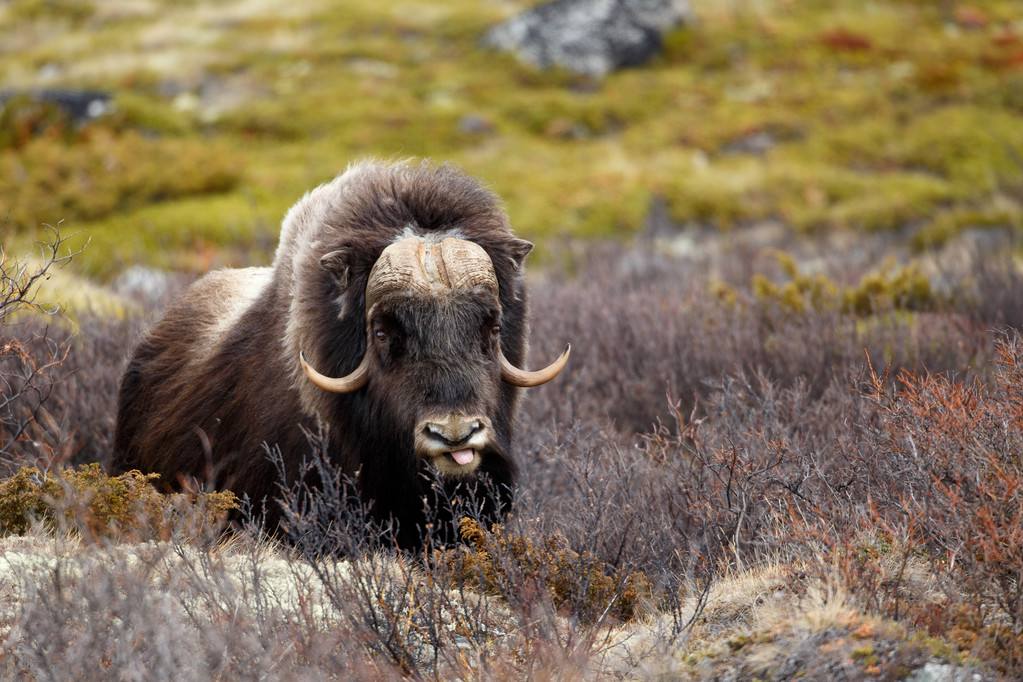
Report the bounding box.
[1,0,1021,290]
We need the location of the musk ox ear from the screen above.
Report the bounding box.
[509,239,534,270]
[320,248,352,288]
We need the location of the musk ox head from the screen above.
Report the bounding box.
[302,235,569,475]
[287,163,568,482]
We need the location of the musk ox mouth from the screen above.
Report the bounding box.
[447,449,476,466]
[413,414,491,476]
[428,448,482,476]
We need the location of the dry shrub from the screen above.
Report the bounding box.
[963,252,1023,330]
[513,246,1001,589]
[523,245,990,436]
[1,230,76,471]
[0,537,407,680]
[0,226,141,473]
[267,441,673,676]
[512,244,1023,675]
[0,314,141,473]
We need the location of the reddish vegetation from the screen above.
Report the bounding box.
[863,343,1023,670]
[954,5,990,30]
[983,48,1023,71]
[981,31,1023,70]
[992,31,1019,48]
[819,28,873,52]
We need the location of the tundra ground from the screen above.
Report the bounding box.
[2,236,1022,679]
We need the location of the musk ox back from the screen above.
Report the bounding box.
[111,160,569,550]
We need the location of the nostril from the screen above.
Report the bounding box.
[423,419,486,446]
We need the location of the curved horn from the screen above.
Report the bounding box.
[500,345,571,388]
[300,351,370,393]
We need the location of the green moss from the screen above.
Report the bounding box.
[753,272,837,314]
[659,154,955,234]
[843,263,935,316]
[911,632,969,665]
[809,106,1023,194]
[0,130,242,234]
[851,644,878,667]
[914,197,1023,249]
[69,191,290,278]
[6,0,95,24]
[0,94,77,150]
[768,160,954,233]
[110,92,199,136]
[901,107,1023,188]
[659,156,765,228]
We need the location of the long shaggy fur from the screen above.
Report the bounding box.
[112,160,531,548]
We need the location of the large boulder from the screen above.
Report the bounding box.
[483,0,692,78]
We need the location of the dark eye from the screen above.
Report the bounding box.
[491,325,501,337]
[374,329,387,341]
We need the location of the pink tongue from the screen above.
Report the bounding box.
[450,449,475,465]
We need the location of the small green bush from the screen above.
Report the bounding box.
[0,464,236,540]
[438,517,653,624]
[752,252,938,315]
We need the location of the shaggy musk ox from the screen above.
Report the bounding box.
[112,160,570,549]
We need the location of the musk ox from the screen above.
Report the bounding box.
[111,160,569,549]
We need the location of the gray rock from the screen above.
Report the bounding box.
[723,130,777,156]
[111,266,186,308]
[457,114,495,135]
[0,89,112,126]
[483,0,692,78]
[906,662,986,682]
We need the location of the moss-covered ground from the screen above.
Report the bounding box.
[2,0,1021,278]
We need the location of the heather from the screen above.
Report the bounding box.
[2,228,1023,678]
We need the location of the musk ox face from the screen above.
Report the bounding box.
[364,289,503,475]
[300,234,570,479]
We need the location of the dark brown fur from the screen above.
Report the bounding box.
[112,160,532,549]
